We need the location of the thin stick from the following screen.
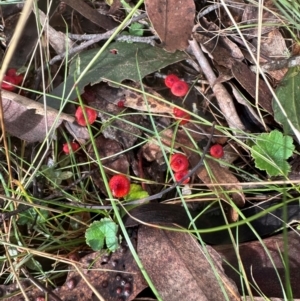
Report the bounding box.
[188,37,245,130]
[21,268,62,301]
[49,14,148,66]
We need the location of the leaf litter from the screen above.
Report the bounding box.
[1,1,300,301]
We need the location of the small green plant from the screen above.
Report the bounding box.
[85,218,119,252]
[40,165,73,185]
[128,22,144,36]
[124,183,149,202]
[250,130,295,176]
[85,184,149,251]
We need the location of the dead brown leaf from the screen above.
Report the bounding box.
[231,61,273,114]
[253,29,288,81]
[137,225,241,301]
[145,0,195,52]
[63,0,117,30]
[0,239,147,301]
[91,86,143,149]
[196,158,245,208]
[1,90,74,142]
[93,135,130,175]
[215,230,300,298]
[94,83,173,115]
[89,135,130,192]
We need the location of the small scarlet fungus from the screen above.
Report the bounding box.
[174,170,190,184]
[6,69,17,77]
[173,107,191,125]
[63,142,80,154]
[1,75,16,91]
[171,80,189,97]
[117,100,125,108]
[75,106,97,126]
[210,144,224,158]
[1,69,24,91]
[170,153,189,172]
[165,74,180,88]
[109,175,131,198]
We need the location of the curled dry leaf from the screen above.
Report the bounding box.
[145,0,195,52]
[1,90,74,142]
[35,9,73,54]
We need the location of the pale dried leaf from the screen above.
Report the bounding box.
[121,87,174,114]
[2,90,74,142]
[65,121,91,144]
[36,9,73,54]
[253,29,288,81]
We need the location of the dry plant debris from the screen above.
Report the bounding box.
[0,0,300,300]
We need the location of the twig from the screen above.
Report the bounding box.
[116,35,157,45]
[189,37,245,130]
[21,268,62,301]
[49,13,148,66]
[250,55,300,72]
[197,3,222,20]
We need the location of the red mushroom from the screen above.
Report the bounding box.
[209,144,224,158]
[62,142,80,154]
[75,106,97,126]
[171,80,189,97]
[173,107,191,125]
[1,69,24,91]
[174,170,190,184]
[170,153,189,172]
[109,175,131,198]
[165,74,180,88]
[1,75,16,91]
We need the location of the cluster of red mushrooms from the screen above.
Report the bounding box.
[2,70,224,199]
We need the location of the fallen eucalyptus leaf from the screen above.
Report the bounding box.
[145,0,195,52]
[2,90,74,142]
[137,225,240,301]
[45,42,188,109]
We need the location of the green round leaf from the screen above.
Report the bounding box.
[85,218,119,252]
[250,130,294,176]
